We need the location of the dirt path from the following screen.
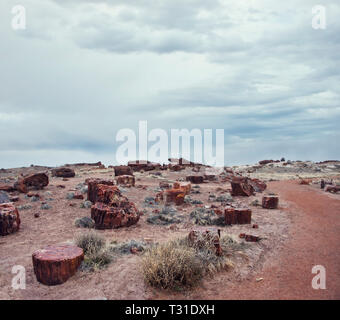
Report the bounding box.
[209,180,340,299]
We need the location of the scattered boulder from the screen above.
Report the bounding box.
[74,217,95,228]
[0,191,10,204]
[248,179,267,192]
[239,233,261,242]
[0,203,21,236]
[51,167,75,178]
[224,207,252,225]
[262,195,279,209]
[32,244,84,285]
[14,173,49,193]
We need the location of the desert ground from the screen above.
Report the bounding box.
[0,159,339,300]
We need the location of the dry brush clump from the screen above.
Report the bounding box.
[75,231,113,271]
[142,235,235,291]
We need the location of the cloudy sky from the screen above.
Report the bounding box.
[1,0,339,168]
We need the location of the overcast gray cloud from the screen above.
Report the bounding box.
[0,0,339,168]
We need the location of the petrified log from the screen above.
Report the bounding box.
[0,203,21,236]
[188,228,222,256]
[299,179,310,185]
[186,176,204,184]
[0,184,15,192]
[90,184,124,206]
[116,175,135,187]
[203,175,218,181]
[128,161,160,172]
[14,173,49,193]
[32,244,84,285]
[51,167,75,178]
[239,233,260,242]
[86,178,115,203]
[249,178,267,192]
[114,165,133,176]
[325,185,340,193]
[262,195,279,209]
[224,207,252,225]
[91,202,140,229]
[169,164,185,171]
[259,160,275,165]
[231,177,255,197]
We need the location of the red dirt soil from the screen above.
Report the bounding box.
[203,180,340,299]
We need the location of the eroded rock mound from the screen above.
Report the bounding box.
[51,167,75,178]
[32,244,84,285]
[14,173,49,193]
[0,203,21,236]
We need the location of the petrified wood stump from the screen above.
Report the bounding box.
[32,244,84,285]
[91,202,140,229]
[231,177,255,196]
[262,195,279,209]
[114,165,134,176]
[116,175,135,187]
[224,207,252,225]
[0,203,21,236]
[86,178,115,203]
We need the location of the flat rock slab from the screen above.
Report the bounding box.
[32,244,84,285]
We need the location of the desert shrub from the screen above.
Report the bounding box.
[190,208,225,226]
[75,231,112,272]
[147,206,182,225]
[142,240,203,290]
[75,231,106,255]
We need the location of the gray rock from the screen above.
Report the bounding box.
[18,204,33,210]
[80,200,92,209]
[0,191,10,204]
[41,203,51,210]
[74,217,95,228]
[66,192,75,200]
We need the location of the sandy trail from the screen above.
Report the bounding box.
[205,180,340,299]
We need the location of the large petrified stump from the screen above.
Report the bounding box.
[14,173,49,193]
[188,228,222,256]
[224,207,252,225]
[164,182,191,205]
[231,177,255,196]
[86,178,115,203]
[262,195,279,209]
[0,203,21,236]
[91,202,140,229]
[51,167,75,178]
[32,244,84,285]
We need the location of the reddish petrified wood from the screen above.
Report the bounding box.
[186,176,204,184]
[32,244,84,285]
[116,175,135,187]
[203,175,218,181]
[91,202,140,229]
[114,165,133,176]
[169,164,185,171]
[128,160,161,172]
[0,203,21,236]
[164,182,191,205]
[86,178,115,203]
[188,228,222,256]
[14,173,49,193]
[239,234,260,242]
[325,185,340,193]
[224,207,252,225]
[249,178,267,192]
[299,179,310,185]
[0,184,15,192]
[262,195,279,209]
[51,167,75,178]
[231,177,255,197]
